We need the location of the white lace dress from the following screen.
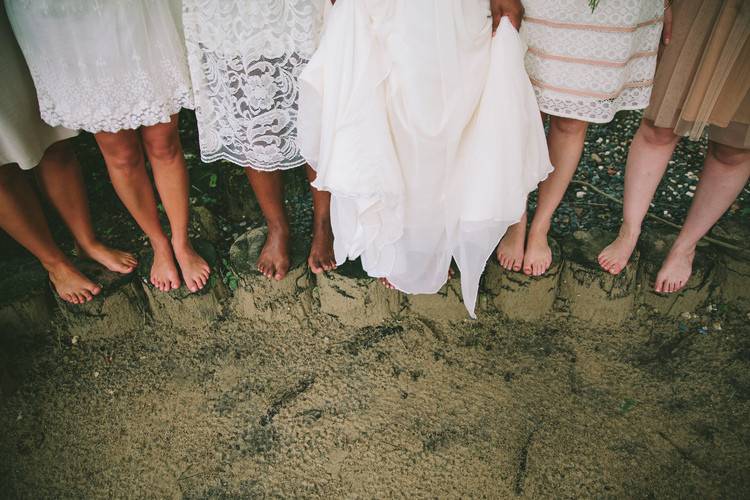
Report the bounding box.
[183,0,327,170]
[5,0,193,133]
[299,1,553,317]
[520,0,664,123]
[1,4,77,170]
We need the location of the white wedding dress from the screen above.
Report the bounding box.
[299,0,553,317]
[183,0,327,170]
[5,0,193,133]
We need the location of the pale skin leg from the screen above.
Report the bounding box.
[305,165,336,274]
[0,165,100,304]
[496,212,527,272]
[94,128,180,292]
[655,142,750,293]
[244,168,291,280]
[598,119,681,274]
[141,116,210,293]
[34,140,138,274]
[524,116,589,276]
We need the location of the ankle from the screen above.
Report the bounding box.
[76,237,104,253]
[618,222,641,240]
[266,220,290,236]
[150,234,173,252]
[528,219,551,238]
[40,255,72,274]
[670,239,697,256]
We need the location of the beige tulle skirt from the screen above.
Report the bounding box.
[645,0,750,149]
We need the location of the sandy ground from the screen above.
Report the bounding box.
[1,306,748,498]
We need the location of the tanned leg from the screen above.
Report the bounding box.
[0,165,100,304]
[95,128,180,292]
[141,115,210,293]
[35,140,137,274]
[305,165,336,273]
[598,120,681,274]
[245,168,290,280]
[524,116,589,276]
[656,142,750,293]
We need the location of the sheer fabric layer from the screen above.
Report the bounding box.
[645,0,750,148]
[5,0,193,133]
[183,0,327,170]
[299,0,553,317]
[0,4,76,170]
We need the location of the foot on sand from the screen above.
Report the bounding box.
[497,215,527,272]
[598,225,640,275]
[257,226,290,281]
[654,244,695,294]
[523,228,552,277]
[174,240,211,293]
[308,218,336,274]
[47,259,102,304]
[150,238,181,292]
[78,241,138,274]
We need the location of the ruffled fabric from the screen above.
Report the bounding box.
[299,0,552,317]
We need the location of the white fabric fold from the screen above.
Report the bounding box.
[299,0,553,317]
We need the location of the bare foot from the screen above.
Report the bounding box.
[173,240,211,293]
[379,278,396,289]
[523,227,553,276]
[497,214,527,272]
[150,238,181,292]
[654,244,695,294]
[308,218,336,274]
[47,259,102,304]
[598,224,640,275]
[258,226,290,281]
[78,241,137,274]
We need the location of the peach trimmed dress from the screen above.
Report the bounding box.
[520,0,664,123]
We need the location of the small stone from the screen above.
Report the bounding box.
[576,191,586,199]
[71,335,79,345]
[712,322,722,331]
[591,153,603,164]
[93,371,100,378]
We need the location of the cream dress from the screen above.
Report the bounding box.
[5,0,193,133]
[0,3,76,170]
[521,0,664,123]
[183,0,327,170]
[298,0,553,317]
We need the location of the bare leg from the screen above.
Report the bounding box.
[599,120,681,274]
[524,116,589,276]
[496,212,527,272]
[305,165,336,273]
[141,116,210,293]
[34,141,137,274]
[0,166,100,304]
[656,142,750,293]
[95,129,180,292]
[244,168,290,280]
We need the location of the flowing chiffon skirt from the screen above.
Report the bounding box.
[298,0,553,317]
